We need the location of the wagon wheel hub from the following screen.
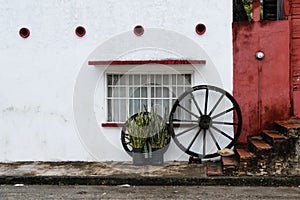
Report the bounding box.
[199,115,211,130]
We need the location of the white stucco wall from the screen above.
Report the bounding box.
[0,0,232,161]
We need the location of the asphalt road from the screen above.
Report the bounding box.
[0,185,300,199]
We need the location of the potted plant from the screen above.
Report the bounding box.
[148,111,169,166]
[126,110,150,166]
[122,106,170,166]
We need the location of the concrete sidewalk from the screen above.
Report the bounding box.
[0,161,300,186]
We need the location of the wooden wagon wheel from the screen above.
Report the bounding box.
[121,112,171,157]
[169,85,242,159]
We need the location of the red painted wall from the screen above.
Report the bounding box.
[233,20,290,143]
[290,0,300,117]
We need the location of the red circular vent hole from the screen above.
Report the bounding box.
[133,25,144,36]
[19,27,30,38]
[195,23,206,35]
[75,26,86,37]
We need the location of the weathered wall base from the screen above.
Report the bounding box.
[293,91,300,117]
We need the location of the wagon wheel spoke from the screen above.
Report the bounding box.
[124,141,131,145]
[208,129,221,151]
[210,125,234,141]
[202,129,207,157]
[178,103,200,119]
[175,124,199,137]
[186,128,201,151]
[172,119,199,123]
[211,107,234,119]
[212,121,239,126]
[169,85,242,159]
[208,93,225,116]
[204,88,209,115]
[191,93,203,116]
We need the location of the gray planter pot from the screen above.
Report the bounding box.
[132,148,146,166]
[151,148,164,166]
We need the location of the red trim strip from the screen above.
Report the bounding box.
[88,60,206,66]
[101,123,124,127]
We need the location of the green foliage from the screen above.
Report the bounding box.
[243,0,253,21]
[127,107,168,149]
[242,0,263,21]
[148,111,168,149]
[127,111,149,149]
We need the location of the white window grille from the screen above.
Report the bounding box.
[107,73,192,122]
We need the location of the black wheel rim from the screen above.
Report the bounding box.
[169,85,242,159]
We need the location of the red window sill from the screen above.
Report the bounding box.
[101,123,124,127]
[101,122,195,128]
[89,59,206,66]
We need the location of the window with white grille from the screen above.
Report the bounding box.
[107,73,192,122]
